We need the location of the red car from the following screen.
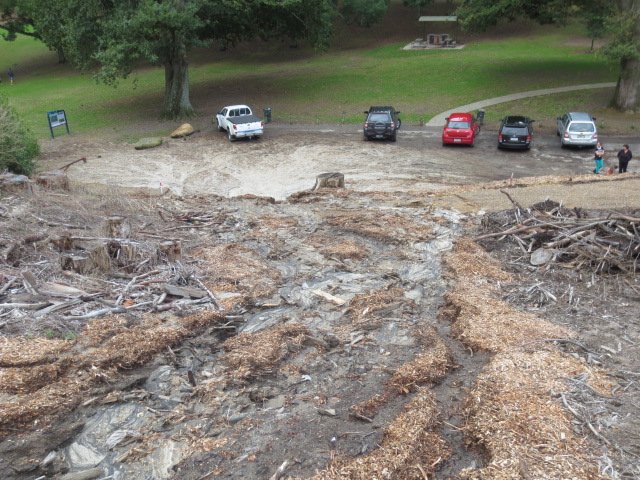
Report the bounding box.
[442,112,480,147]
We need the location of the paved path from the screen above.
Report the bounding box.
[426,82,616,126]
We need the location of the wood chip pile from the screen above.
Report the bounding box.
[442,238,612,479]
[194,243,282,300]
[477,199,640,274]
[309,389,450,480]
[346,287,411,331]
[315,238,370,260]
[221,323,310,381]
[351,326,453,419]
[325,210,434,244]
[0,310,225,437]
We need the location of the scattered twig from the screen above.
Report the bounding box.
[269,460,289,480]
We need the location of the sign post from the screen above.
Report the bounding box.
[47,110,70,139]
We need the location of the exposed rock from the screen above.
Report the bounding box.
[530,247,554,266]
[67,442,105,469]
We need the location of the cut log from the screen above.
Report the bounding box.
[104,216,131,238]
[164,284,207,299]
[134,137,163,150]
[59,468,103,480]
[158,240,181,262]
[170,123,195,138]
[314,172,345,190]
[35,170,70,190]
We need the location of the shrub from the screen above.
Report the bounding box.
[0,95,39,175]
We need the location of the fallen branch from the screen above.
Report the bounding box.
[193,277,222,310]
[59,156,87,172]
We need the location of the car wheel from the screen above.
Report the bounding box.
[390,134,397,142]
[217,121,224,132]
[228,129,235,142]
[364,135,370,141]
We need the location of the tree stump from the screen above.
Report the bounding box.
[106,240,140,271]
[60,254,90,273]
[158,240,181,262]
[89,244,112,272]
[50,233,76,251]
[0,173,32,193]
[313,172,345,190]
[104,216,131,238]
[35,170,70,190]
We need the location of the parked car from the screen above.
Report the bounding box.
[498,116,534,150]
[215,105,263,142]
[556,112,598,148]
[363,106,401,141]
[442,112,479,146]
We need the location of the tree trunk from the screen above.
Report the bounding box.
[56,47,66,64]
[614,57,640,111]
[613,0,640,111]
[162,40,194,119]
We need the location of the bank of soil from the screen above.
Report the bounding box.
[1,133,640,479]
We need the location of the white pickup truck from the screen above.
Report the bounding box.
[215,105,263,142]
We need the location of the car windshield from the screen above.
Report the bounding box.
[369,113,391,122]
[448,121,470,129]
[502,127,528,135]
[569,122,595,132]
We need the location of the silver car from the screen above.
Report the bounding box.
[556,112,598,148]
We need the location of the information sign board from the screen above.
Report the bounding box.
[47,110,70,138]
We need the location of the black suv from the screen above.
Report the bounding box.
[363,106,401,142]
[498,116,534,150]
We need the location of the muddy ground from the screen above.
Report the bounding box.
[1,128,640,480]
[38,123,640,200]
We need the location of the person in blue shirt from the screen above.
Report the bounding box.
[593,142,605,174]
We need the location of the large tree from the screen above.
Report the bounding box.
[455,0,640,111]
[16,0,341,118]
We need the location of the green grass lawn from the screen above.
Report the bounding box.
[0,20,626,141]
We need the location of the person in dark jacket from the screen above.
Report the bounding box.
[617,144,632,173]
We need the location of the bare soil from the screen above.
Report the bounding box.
[1,129,639,480]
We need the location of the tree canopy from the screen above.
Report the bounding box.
[3,0,386,118]
[456,0,640,110]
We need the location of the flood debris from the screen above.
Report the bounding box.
[477,198,640,274]
[442,237,628,480]
[1,186,639,479]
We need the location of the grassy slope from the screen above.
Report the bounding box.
[0,7,625,140]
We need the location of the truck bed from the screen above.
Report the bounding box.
[227,114,261,125]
